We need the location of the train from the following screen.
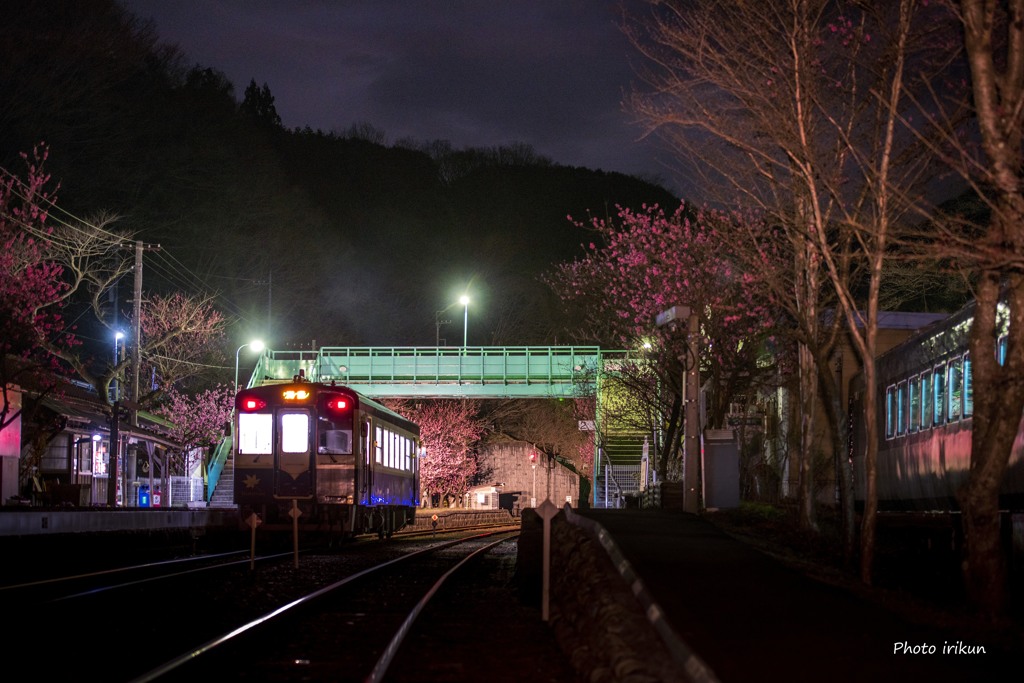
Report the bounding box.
[850,298,1024,512]
[233,376,420,537]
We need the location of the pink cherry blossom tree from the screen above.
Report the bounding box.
[1,148,228,409]
[135,292,227,404]
[385,399,487,507]
[547,203,781,480]
[0,146,73,436]
[155,383,234,480]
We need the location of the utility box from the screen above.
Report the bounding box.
[704,429,740,509]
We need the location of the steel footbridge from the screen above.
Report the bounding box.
[249,345,605,398]
[209,345,649,509]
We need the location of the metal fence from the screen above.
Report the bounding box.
[169,476,205,507]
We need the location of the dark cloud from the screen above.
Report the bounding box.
[121,0,675,186]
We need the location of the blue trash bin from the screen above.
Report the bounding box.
[139,485,150,508]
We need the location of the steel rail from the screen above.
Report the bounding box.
[128,529,516,683]
[365,532,518,683]
[0,548,249,592]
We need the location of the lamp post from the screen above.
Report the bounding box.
[459,295,470,348]
[234,340,265,394]
[112,331,125,402]
[108,331,125,508]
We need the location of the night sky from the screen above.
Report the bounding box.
[120,0,678,192]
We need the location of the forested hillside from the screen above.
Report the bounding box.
[1,0,678,348]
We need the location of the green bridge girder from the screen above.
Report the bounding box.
[245,346,611,398]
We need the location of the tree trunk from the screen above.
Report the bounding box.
[859,361,879,585]
[798,342,819,531]
[962,274,1024,616]
[958,0,1024,617]
[819,350,857,565]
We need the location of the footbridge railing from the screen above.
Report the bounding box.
[246,346,606,398]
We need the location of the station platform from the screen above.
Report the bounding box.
[0,506,237,537]
[560,509,1019,683]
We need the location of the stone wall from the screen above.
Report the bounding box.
[478,441,580,508]
[517,509,688,683]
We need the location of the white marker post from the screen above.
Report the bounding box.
[247,512,262,570]
[289,500,302,568]
[536,498,560,621]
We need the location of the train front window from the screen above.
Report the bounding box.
[238,413,272,454]
[281,412,311,453]
[318,416,353,454]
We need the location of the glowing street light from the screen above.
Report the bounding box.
[112,331,125,402]
[234,340,265,394]
[459,295,470,348]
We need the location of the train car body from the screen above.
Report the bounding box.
[850,300,1024,511]
[234,380,419,536]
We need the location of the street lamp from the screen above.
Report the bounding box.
[234,340,265,394]
[459,295,470,348]
[112,331,125,402]
[108,331,126,508]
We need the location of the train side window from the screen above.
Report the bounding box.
[909,375,920,432]
[896,381,908,436]
[932,365,946,426]
[375,426,383,464]
[963,353,973,417]
[947,359,963,422]
[404,437,411,471]
[920,373,932,430]
[885,385,896,439]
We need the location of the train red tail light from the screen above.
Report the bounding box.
[239,397,267,411]
[326,397,350,412]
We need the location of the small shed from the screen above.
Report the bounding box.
[464,484,503,510]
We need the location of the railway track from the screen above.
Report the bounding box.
[132,529,521,682]
[4,522,568,683]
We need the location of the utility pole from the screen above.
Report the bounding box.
[684,309,701,514]
[130,240,161,427]
[131,241,142,427]
[656,305,701,514]
[435,310,451,346]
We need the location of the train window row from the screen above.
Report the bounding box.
[886,354,973,439]
[375,424,415,472]
[885,334,1008,440]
